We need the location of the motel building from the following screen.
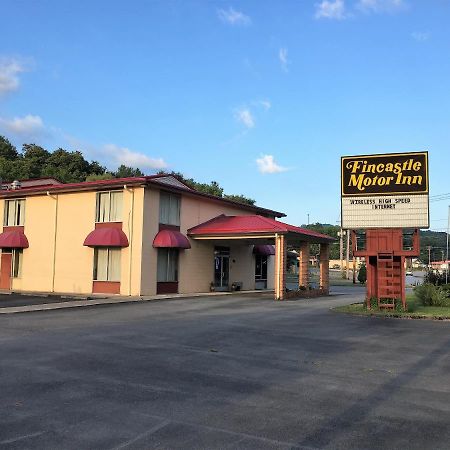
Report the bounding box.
[0,175,333,300]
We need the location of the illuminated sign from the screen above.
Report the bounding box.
[341,152,429,229]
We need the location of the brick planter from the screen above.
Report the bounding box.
[285,288,328,299]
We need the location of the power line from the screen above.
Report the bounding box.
[430,192,450,199]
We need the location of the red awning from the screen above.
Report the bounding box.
[153,229,191,249]
[253,245,275,256]
[83,227,129,248]
[0,230,29,248]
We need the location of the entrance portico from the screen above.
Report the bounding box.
[188,215,335,300]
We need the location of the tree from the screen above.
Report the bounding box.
[358,263,367,284]
[0,136,19,160]
[113,165,144,178]
[303,223,340,259]
[156,170,255,204]
[0,135,258,205]
[223,194,256,206]
[88,160,107,177]
[0,135,145,183]
[22,144,51,179]
[86,173,114,181]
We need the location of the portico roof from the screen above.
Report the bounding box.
[188,215,335,244]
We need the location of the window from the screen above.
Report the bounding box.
[95,191,123,222]
[355,230,366,251]
[11,249,23,278]
[157,249,179,282]
[93,248,121,281]
[159,192,180,226]
[403,229,415,251]
[4,199,25,226]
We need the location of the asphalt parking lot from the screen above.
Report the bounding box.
[1,293,449,449]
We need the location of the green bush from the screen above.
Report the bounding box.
[358,264,367,284]
[414,283,450,307]
[364,297,406,311]
[424,270,447,286]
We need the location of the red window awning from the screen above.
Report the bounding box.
[83,227,129,248]
[153,229,191,249]
[253,245,275,256]
[0,230,29,248]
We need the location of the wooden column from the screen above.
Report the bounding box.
[319,243,330,294]
[298,241,309,288]
[274,234,287,300]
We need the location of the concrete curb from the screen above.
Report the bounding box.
[0,290,273,314]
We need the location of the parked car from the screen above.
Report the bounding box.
[406,271,413,276]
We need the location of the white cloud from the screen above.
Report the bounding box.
[315,0,347,20]
[0,58,26,95]
[259,100,271,111]
[279,48,289,72]
[256,154,288,174]
[411,31,430,42]
[234,108,255,128]
[217,7,251,26]
[0,114,45,137]
[101,144,168,170]
[356,0,407,14]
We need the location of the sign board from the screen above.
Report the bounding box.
[341,151,429,229]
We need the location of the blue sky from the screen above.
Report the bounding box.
[0,0,449,230]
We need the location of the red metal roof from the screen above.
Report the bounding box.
[0,230,29,248]
[83,227,129,247]
[153,229,191,249]
[188,215,335,242]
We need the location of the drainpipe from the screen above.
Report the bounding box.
[125,185,135,296]
[275,233,279,299]
[47,191,58,293]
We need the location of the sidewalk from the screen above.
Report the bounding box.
[0,290,272,314]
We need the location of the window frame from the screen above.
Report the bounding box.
[11,249,23,278]
[159,191,181,226]
[4,198,26,226]
[95,190,123,223]
[93,248,121,282]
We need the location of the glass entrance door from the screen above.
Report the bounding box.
[255,255,268,289]
[214,247,230,291]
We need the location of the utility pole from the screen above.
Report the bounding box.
[346,230,350,280]
[446,205,449,284]
[427,246,432,269]
[307,213,310,226]
[352,255,356,284]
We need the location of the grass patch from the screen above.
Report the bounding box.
[333,294,450,320]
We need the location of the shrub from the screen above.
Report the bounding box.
[365,297,378,310]
[414,283,450,307]
[424,270,446,286]
[358,264,367,284]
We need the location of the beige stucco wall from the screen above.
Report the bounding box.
[140,188,159,296]
[2,187,144,295]
[52,191,97,294]
[228,243,255,291]
[120,187,144,296]
[10,195,56,292]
